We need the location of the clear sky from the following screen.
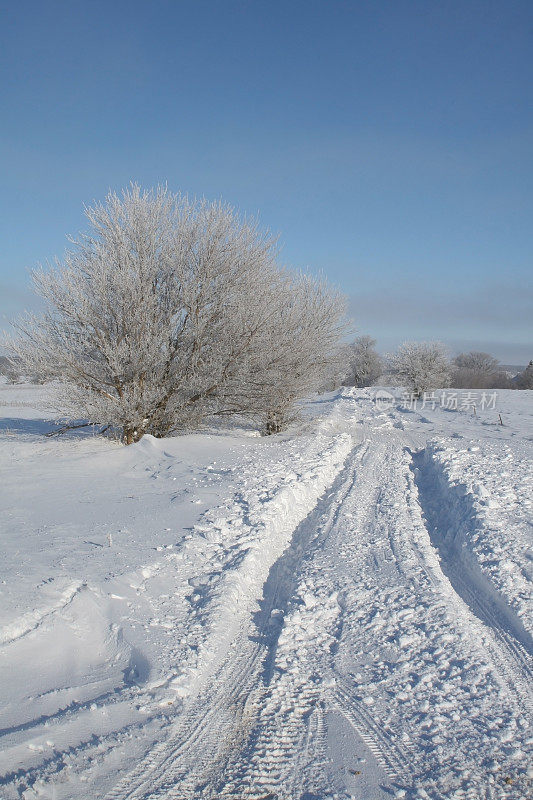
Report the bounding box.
[1,0,531,362]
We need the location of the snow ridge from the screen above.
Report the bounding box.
[421,439,533,638]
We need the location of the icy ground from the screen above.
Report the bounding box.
[0,382,532,800]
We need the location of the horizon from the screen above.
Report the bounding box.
[1,1,531,363]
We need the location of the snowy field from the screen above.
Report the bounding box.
[0,381,532,800]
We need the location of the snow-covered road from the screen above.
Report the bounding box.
[1,384,531,799]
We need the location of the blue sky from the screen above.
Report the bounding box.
[1,0,531,362]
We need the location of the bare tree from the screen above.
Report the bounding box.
[344,335,382,387]
[389,341,450,397]
[453,351,499,373]
[451,351,509,389]
[6,185,346,442]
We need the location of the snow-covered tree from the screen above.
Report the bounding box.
[247,274,347,434]
[389,341,450,397]
[344,335,382,387]
[6,185,346,442]
[319,346,350,393]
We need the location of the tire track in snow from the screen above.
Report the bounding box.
[218,423,532,800]
[215,443,376,800]
[108,404,532,800]
[320,436,421,790]
[218,438,420,799]
[432,552,533,717]
[145,445,365,799]
[329,681,412,783]
[316,421,531,798]
[412,450,533,720]
[105,439,361,800]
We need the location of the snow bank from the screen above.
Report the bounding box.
[0,585,131,772]
[423,439,533,638]
[168,432,353,698]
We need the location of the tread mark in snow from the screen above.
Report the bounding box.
[105,442,368,800]
[412,450,533,719]
[329,681,414,783]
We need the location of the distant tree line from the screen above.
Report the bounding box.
[340,339,531,397]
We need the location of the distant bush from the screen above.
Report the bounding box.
[389,341,450,397]
[344,335,383,388]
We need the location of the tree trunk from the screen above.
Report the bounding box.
[264,412,284,436]
[123,426,144,445]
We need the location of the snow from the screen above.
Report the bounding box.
[0,380,531,799]
[422,438,532,636]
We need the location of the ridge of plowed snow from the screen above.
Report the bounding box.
[421,438,533,638]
